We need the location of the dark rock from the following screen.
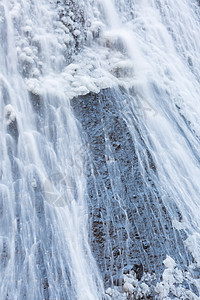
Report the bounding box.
[71,87,193,288]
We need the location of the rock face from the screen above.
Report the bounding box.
[71,88,197,296]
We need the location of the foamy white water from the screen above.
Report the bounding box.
[100,0,200,240]
[0,1,103,299]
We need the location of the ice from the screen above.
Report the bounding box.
[185,233,200,267]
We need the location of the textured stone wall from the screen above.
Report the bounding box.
[71,88,198,298]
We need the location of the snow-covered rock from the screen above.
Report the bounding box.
[5,105,16,125]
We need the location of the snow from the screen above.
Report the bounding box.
[10,3,21,20]
[123,282,134,293]
[22,26,32,35]
[105,256,200,299]
[105,271,154,299]
[5,105,16,125]
[73,29,81,36]
[26,78,42,95]
[155,256,200,300]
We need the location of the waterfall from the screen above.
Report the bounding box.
[0,1,103,299]
[1,0,200,299]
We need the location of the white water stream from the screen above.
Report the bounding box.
[100,0,200,261]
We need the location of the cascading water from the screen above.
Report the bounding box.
[1,0,200,299]
[0,1,103,299]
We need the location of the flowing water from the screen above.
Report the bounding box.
[1,0,200,299]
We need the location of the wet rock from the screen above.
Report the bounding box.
[71,88,193,293]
